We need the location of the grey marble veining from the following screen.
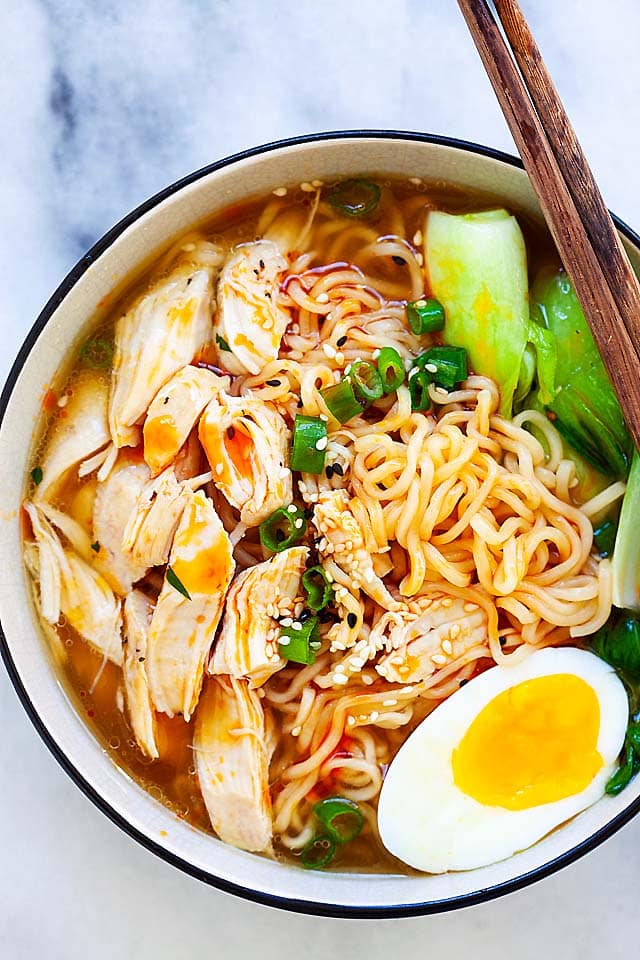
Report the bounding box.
[2,1,640,956]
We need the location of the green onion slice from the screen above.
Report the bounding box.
[79,337,114,370]
[593,518,617,558]
[259,505,307,552]
[414,345,468,390]
[279,616,321,665]
[290,415,327,474]
[320,379,364,423]
[302,565,333,611]
[300,833,337,869]
[328,179,381,218]
[215,333,231,352]
[377,347,406,393]
[166,566,192,601]
[312,797,364,844]
[348,361,384,404]
[408,368,431,412]
[30,466,43,486]
[406,298,445,335]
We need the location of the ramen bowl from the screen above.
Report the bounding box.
[2,131,640,918]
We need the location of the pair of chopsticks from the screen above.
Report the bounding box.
[457,0,640,452]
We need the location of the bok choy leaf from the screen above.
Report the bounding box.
[612,450,640,613]
[529,268,632,479]
[425,209,530,417]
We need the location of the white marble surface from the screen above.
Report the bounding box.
[2,0,640,954]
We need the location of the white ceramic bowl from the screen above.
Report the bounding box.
[2,132,640,918]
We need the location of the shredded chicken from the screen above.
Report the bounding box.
[194,676,273,853]
[92,454,151,594]
[375,595,488,684]
[35,374,110,501]
[109,241,223,448]
[199,392,292,526]
[122,466,209,569]
[122,590,158,758]
[25,501,122,665]
[313,489,400,612]
[143,364,228,475]
[147,490,235,720]
[210,546,308,687]
[213,240,289,375]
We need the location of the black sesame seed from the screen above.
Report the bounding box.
[336,335,347,347]
[325,465,334,479]
[299,609,311,622]
[138,657,145,663]
[459,678,468,687]
[499,637,506,646]
[259,259,265,270]
[347,613,357,629]
[266,379,281,387]
[332,463,344,477]
[392,255,406,266]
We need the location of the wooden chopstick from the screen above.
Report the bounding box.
[493,0,640,351]
[457,0,640,451]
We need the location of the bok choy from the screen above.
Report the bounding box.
[529,268,633,480]
[612,450,640,613]
[424,209,530,417]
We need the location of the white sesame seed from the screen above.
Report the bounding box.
[291,725,302,736]
[383,699,398,707]
[273,186,287,197]
[316,292,329,304]
[319,414,328,421]
[347,716,356,726]
[464,602,478,612]
[415,299,426,308]
[335,352,345,365]
[298,481,307,493]
[279,636,290,646]
[450,624,461,639]
[413,229,423,246]
[370,711,379,722]
[442,639,453,655]
[215,463,224,476]
[432,653,447,665]
[416,253,424,266]
[300,181,315,192]
[315,436,328,451]
[408,367,419,379]
[441,597,453,608]
[333,673,349,685]
[323,343,337,359]
[410,177,422,185]
[291,621,303,631]
[362,674,374,685]
[311,179,324,188]
[280,617,293,628]
[294,518,304,529]
[372,348,380,360]
[334,664,346,673]
[279,467,290,480]
[287,504,297,513]
[425,363,438,374]
[57,395,68,408]
[435,386,448,396]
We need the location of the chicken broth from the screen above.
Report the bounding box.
[25,174,624,876]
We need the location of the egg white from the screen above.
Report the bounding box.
[378,647,628,873]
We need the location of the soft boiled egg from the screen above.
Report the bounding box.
[378,647,628,873]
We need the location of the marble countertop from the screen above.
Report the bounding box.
[2,0,640,955]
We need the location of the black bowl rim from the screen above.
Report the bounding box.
[3,129,640,920]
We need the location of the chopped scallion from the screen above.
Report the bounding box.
[406,298,445,335]
[328,179,381,218]
[30,466,43,486]
[215,333,231,352]
[79,337,114,370]
[290,415,327,474]
[259,506,307,552]
[302,565,333,611]
[279,616,321,665]
[408,368,431,412]
[320,379,364,423]
[348,361,384,404]
[377,346,405,393]
[166,566,191,601]
[414,345,468,389]
[300,833,337,869]
[312,797,364,844]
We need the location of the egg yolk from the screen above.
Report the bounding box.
[452,674,603,810]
